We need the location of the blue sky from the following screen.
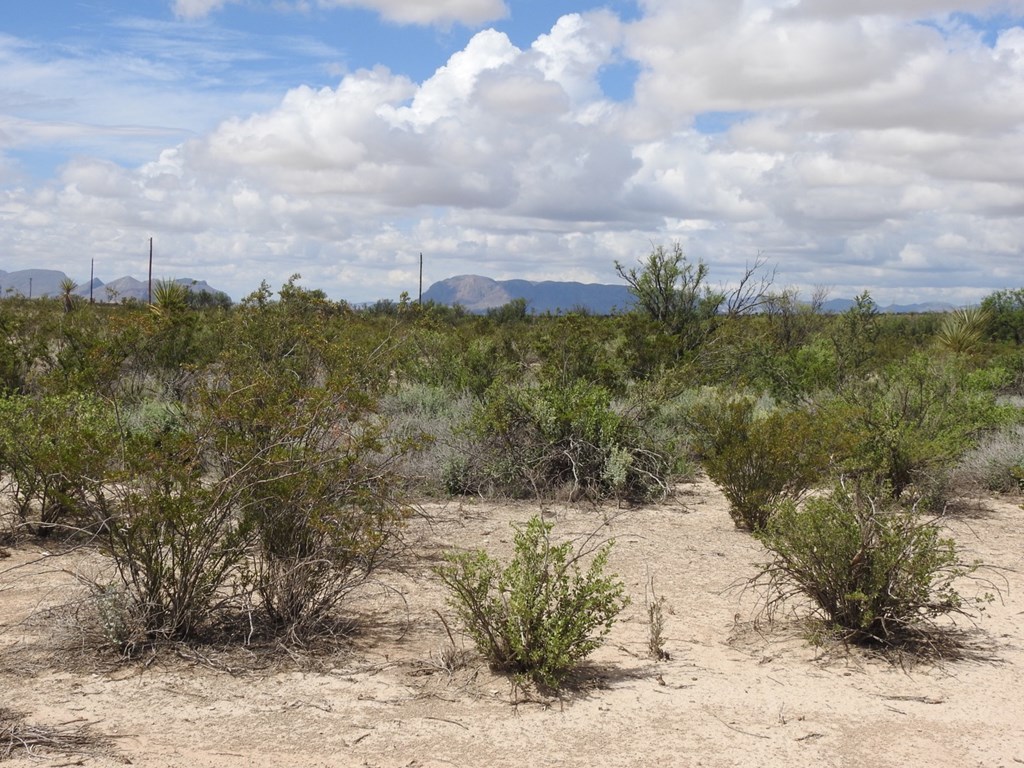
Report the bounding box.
[2,0,1023,303]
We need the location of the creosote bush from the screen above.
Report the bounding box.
[90,282,412,647]
[689,395,830,531]
[0,392,119,539]
[757,484,982,647]
[436,516,629,690]
[101,428,246,642]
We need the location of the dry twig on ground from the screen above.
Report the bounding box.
[1,707,113,762]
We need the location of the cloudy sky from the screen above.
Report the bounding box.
[1,0,1022,304]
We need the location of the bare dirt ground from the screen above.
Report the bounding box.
[2,477,1023,768]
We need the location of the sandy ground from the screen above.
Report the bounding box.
[2,477,1023,768]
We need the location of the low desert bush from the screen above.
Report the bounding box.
[826,354,1012,504]
[0,393,119,539]
[463,378,671,502]
[949,424,1024,494]
[757,484,982,647]
[688,396,831,530]
[379,383,476,495]
[436,516,629,690]
[99,428,248,643]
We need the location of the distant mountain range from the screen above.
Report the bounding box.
[423,274,955,315]
[0,268,956,314]
[423,274,635,314]
[0,269,230,303]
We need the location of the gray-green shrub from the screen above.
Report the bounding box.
[379,383,476,495]
[464,378,671,502]
[949,424,1024,494]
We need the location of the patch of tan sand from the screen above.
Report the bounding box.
[2,478,1022,767]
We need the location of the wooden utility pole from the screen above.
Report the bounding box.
[418,252,423,305]
[148,237,153,305]
[90,258,95,303]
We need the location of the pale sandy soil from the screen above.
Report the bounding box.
[2,477,1023,768]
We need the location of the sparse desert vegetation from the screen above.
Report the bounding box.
[2,253,1024,766]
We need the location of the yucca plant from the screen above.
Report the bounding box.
[150,279,190,318]
[936,306,991,355]
[59,277,78,314]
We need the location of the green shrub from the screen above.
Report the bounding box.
[0,302,35,395]
[463,378,671,502]
[0,393,119,538]
[100,428,248,643]
[96,293,413,645]
[981,287,1024,344]
[436,516,629,690]
[689,396,831,531]
[827,354,1010,503]
[231,405,409,638]
[200,339,411,639]
[763,338,838,402]
[407,326,520,398]
[757,485,980,646]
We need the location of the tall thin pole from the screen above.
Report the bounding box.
[148,237,153,305]
[418,252,423,305]
[90,259,95,303]
[28,277,32,299]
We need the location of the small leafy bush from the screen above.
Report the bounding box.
[757,484,981,647]
[436,516,629,690]
[689,396,831,531]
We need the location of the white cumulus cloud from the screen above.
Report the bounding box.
[316,0,508,26]
[4,3,1024,305]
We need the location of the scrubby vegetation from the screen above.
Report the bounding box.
[757,484,986,648]
[1,250,1022,668]
[436,516,628,690]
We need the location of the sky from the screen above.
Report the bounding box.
[1,0,1023,305]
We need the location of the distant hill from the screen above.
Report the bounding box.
[0,269,230,303]
[423,275,634,314]
[820,298,955,314]
[423,275,956,315]
[0,269,72,299]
